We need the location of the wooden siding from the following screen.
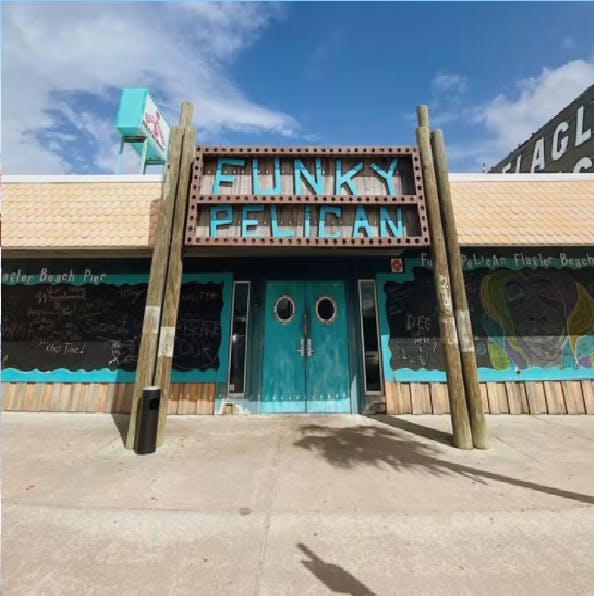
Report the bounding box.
[3,380,593,415]
[384,380,594,415]
[2,383,215,414]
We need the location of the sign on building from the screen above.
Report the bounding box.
[114,88,171,173]
[491,83,593,174]
[185,147,429,248]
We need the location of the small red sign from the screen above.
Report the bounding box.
[390,258,403,273]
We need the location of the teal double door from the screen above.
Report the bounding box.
[262,280,351,413]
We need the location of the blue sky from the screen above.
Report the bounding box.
[2,1,594,174]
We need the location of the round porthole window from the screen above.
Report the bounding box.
[274,295,295,323]
[316,296,337,323]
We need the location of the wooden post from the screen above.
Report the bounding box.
[125,125,184,449]
[155,104,195,446]
[431,129,488,449]
[416,107,473,449]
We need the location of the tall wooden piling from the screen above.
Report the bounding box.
[416,106,473,449]
[125,125,184,449]
[155,104,195,446]
[125,103,193,450]
[431,129,488,449]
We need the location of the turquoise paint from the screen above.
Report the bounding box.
[114,88,146,136]
[318,206,342,238]
[384,366,594,383]
[252,157,281,195]
[212,158,245,193]
[260,281,350,413]
[210,206,233,236]
[271,205,294,238]
[262,281,306,411]
[369,158,398,194]
[304,206,311,237]
[353,206,374,238]
[241,205,265,238]
[305,281,351,413]
[294,158,323,195]
[114,88,170,162]
[335,160,363,194]
[2,368,137,383]
[379,207,403,238]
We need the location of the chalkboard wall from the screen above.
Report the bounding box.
[380,266,594,378]
[2,278,230,381]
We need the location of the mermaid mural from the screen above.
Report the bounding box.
[481,270,594,370]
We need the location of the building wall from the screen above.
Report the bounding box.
[3,250,594,414]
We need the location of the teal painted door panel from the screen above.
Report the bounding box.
[305,281,350,413]
[262,281,306,413]
[261,280,350,413]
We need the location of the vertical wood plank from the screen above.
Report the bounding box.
[86,384,99,412]
[49,384,61,411]
[59,384,73,411]
[41,383,54,411]
[95,383,107,412]
[385,382,398,414]
[399,383,413,414]
[498,383,509,413]
[189,383,199,415]
[525,382,546,414]
[2,383,17,410]
[77,383,90,412]
[486,382,500,414]
[581,380,594,414]
[121,384,134,414]
[23,383,37,411]
[479,383,489,413]
[112,384,123,413]
[430,383,449,414]
[544,381,566,414]
[410,383,432,414]
[104,384,116,413]
[505,382,523,415]
[562,381,585,414]
[31,384,44,411]
[167,385,178,414]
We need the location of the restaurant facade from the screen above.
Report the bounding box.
[2,152,594,417]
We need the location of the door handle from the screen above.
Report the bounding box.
[306,338,314,357]
[297,337,305,357]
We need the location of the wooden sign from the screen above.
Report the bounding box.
[185,146,429,247]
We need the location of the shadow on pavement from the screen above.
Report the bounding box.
[369,415,454,446]
[294,423,594,506]
[297,543,376,596]
[111,414,129,447]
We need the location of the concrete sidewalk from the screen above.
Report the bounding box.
[2,413,594,596]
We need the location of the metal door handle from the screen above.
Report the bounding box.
[297,338,305,357]
[306,338,314,357]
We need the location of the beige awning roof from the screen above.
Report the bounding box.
[2,173,593,250]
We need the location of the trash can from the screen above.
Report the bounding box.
[134,386,161,455]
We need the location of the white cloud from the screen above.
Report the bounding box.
[447,59,594,171]
[430,72,470,126]
[2,2,298,174]
[433,73,468,95]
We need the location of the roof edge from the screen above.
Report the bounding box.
[449,173,594,182]
[2,174,164,183]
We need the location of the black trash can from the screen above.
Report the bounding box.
[134,386,161,455]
